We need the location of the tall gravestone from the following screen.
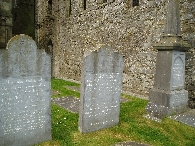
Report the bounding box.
[145,0,191,120]
[0,34,51,146]
[79,45,123,133]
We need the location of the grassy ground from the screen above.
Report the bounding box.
[35,78,195,146]
[51,78,80,98]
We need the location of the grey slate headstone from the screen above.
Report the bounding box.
[79,45,123,133]
[0,34,51,146]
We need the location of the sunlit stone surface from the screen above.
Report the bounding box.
[0,35,51,146]
[164,0,181,35]
[145,0,190,120]
[79,45,123,133]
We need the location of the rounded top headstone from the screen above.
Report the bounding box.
[6,34,37,51]
[6,34,38,77]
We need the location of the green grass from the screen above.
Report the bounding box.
[51,78,80,98]
[35,78,195,146]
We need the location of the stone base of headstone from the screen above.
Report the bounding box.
[146,88,189,119]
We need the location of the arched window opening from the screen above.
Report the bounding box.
[132,0,139,7]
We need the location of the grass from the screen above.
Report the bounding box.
[35,78,195,146]
[51,78,80,98]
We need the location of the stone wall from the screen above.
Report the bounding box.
[36,0,195,107]
[0,0,13,49]
[180,0,195,108]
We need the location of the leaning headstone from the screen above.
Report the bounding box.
[0,34,51,146]
[79,45,123,133]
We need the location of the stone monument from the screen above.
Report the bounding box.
[145,0,191,120]
[79,45,123,133]
[0,34,51,146]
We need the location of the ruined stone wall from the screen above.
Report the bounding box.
[180,0,195,108]
[0,0,13,49]
[36,0,195,106]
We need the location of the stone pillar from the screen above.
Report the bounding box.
[145,0,191,120]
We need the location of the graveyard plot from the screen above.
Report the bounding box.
[35,78,195,146]
[51,78,130,114]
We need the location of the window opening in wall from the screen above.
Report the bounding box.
[12,0,35,39]
[12,0,18,8]
[84,0,86,10]
[5,29,8,43]
[132,0,139,7]
[13,12,17,21]
[69,0,71,16]
[48,0,52,6]
[103,0,115,3]
[48,0,52,14]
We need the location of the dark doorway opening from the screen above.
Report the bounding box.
[12,0,35,39]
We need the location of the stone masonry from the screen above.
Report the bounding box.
[36,0,195,107]
[0,0,13,49]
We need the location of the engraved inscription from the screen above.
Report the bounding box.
[79,46,123,133]
[172,57,184,88]
[170,91,188,107]
[1,35,51,145]
[83,73,121,128]
[0,76,47,135]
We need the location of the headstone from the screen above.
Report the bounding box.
[145,0,190,120]
[0,34,51,146]
[79,45,123,133]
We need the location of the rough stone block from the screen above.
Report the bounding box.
[0,35,51,146]
[79,45,123,133]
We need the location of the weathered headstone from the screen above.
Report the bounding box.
[145,0,191,120]
[0,34,51,146]
[79,45,123,133]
